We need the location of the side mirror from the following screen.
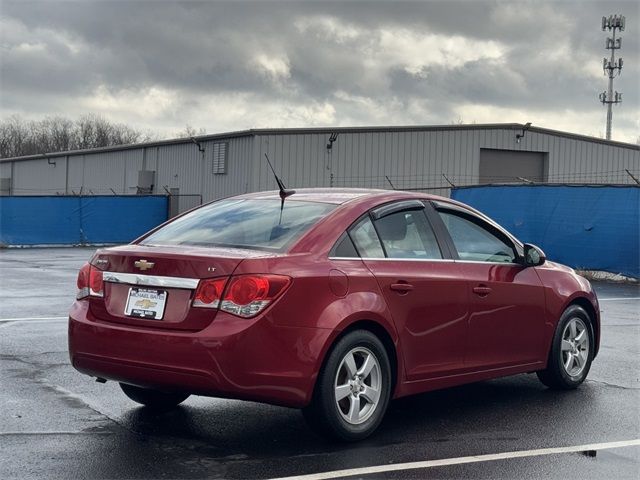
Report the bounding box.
[523,243,546,267]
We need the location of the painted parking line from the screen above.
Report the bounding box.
[598,297,640,302]
[269,439,640,480]
[0,317,68,328]
[0,316,67,323]
[0,431,112,436]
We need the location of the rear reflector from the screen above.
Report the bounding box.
[192,274,290,318]
[76,263,104,299]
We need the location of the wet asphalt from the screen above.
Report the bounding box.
[0,248,638,479]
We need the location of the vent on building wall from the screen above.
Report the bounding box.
[212,142,228,174]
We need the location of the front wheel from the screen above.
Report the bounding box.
[120,383,190,410]
[303,330,392,441]
[537,305,594,389]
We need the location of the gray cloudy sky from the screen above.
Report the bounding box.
[1,0,638,142]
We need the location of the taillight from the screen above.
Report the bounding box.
[76,263,104,299]
[192,274,290,318]
[193,277,228,308]
[89,267,103,296]
[220,275,290,318]
[77,263,90,289]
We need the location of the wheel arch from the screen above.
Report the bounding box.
[311,319,401,403]
[567,296,600,359]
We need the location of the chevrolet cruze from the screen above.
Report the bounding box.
[69,188,599,441]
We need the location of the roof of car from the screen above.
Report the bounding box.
[237,188,441,205]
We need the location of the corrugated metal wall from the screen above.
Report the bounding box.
[13,156,68,194]
[251,127,639,195]
[0,162,10,176]
[252,133,330,192]
[69,149,144,194]
[5,136,252,203]
[3,126,639,204]
[202,135,253,202]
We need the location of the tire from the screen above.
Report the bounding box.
[537,305,594,389]
[119,383,190,410]
[302,330,392,441]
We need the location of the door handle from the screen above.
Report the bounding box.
[390,282,414,293]
[473,285,492,296]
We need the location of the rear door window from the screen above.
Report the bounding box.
[373,210,442,259]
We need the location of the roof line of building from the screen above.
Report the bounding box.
[251,124,640,150]
[1,123,638,163]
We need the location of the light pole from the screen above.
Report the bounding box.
[599,14,625,140]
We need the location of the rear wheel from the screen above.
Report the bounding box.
[537,305,594,389]
[119,383,190,410]
[303,330,392,441]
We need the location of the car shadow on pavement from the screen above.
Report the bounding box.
[115,373,599,458]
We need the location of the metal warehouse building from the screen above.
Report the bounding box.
[1,123,638,213]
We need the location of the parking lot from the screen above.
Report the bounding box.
[1,247,639,479]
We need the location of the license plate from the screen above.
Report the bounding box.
[124,287,167,320]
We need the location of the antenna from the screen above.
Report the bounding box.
[599,14,625,140]
[442,174,455,188]
[264,153,295,222]
[385,175,396,190]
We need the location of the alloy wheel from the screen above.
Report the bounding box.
[561,317,590,378]
[334,347,382,425]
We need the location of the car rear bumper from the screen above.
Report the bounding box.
[68,300,333,408]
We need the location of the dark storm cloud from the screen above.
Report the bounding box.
[1,0,638,141]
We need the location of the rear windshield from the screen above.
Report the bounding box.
[140,199,336,251]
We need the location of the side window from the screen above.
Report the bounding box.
[374,210,442,259]
[330,232,359,258]
[437,210,516,263]
[349,217,384,258]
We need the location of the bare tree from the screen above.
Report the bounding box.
[0,114,158,158]
[0,115,31,158]
[175,124,207,138]
[48,117,75,152]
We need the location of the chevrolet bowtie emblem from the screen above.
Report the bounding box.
[134,259,155,271]
[134,298,157,309]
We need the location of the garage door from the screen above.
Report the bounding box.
[479,149,547,184]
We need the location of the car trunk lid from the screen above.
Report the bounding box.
[88,244,274,330]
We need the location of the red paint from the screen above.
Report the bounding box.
[69,188,600,408]
[328,269,349,297]
[458,262,546,369]
[364,259,468,380]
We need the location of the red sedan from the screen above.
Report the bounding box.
[69,188,599,441]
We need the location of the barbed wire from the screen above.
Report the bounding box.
[335,170,638,180]
[5,186,203,196]
[334,169,640,187]
[3,169,638,196]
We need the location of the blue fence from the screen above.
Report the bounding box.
[451,185,639,278]
[0,196,168,246]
